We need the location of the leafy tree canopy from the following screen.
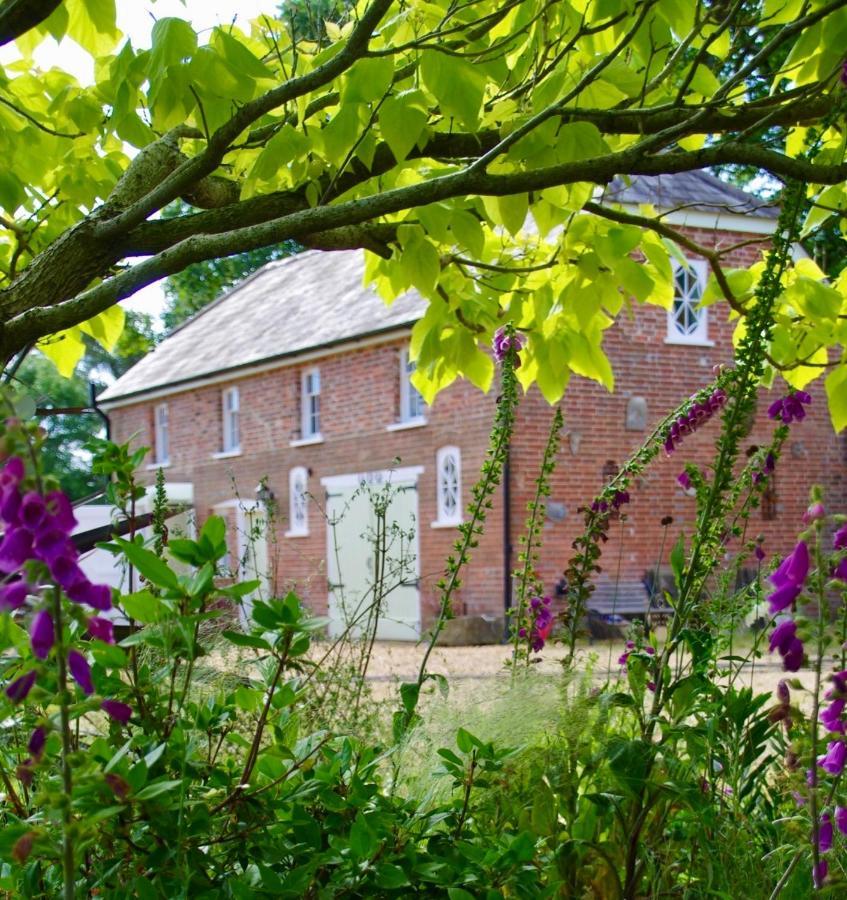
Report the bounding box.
[0,0,846,429]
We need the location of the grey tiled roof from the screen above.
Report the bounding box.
[100,171,775,403]
[99,249,425,402]
[604,170,780,217]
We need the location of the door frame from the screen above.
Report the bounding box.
[213,497,269,628]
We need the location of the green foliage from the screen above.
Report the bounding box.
[0,1,846,432]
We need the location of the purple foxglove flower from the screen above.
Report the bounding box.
[834,557,847,582]
[770,542,810,589]
[664,436,675,455]
[828,670,847,698]
[29,610,54,660]
[677,471,692,491]
[820,699,845,733]
[0,457,24,489]
[33,529,73,564]
[16,761,34,789]
[819,740,847,775]
[86,616,114,644]
[0,528,33,574]
[768,580,802,615]
[68,581,112,611]
[50,556,86,593]
[0,579,29,610]
[0,486,21,526]
[764,452,776,473]
[842,59,847,86]
[813,859,828,889]
[803,502,825,524]
[68,650,93,695]
[835,524,847,551]
[492,328,524,365]
[777,680,790,705]
[819,813,833,852]
[518,627,527,638]
[767,398,784,420]
[101,699,132,724]
[754,545,765,561]
[647,681,656,692]
[27,726,45,760]
[783,636,804,672]
[104,772,130,800]
[612,490,629,509]
[5,669,36,702]
[770,620,797,654]
[19,493,46,531]
[42,491,76,536]
[618,652,630,666]
[835,806,847,835]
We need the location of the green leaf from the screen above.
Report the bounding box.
[826,363,847,432]
[420,51,486,128]
[222,630,272,650]
[400,234,441,296]
[376,864,411,889]
[90,642,128,669]
[400,681,420,714]
[343,56,395,104]
[120,590,164,624]
[214,29,273,81]
[379,94,428,162]
[114,539,182,593]
[133,779,184,801]
[149,18,197,80]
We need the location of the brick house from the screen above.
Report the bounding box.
[98,173,847,638]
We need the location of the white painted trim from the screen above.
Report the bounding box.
[664,337,715,348]
[618,202,777,235]
[289,435,324,447]
[145,462,171,471]
[136,481,194,512]
[386,418,427,432]
[212,498,260,510]
[211,449,243,460]
[321,465,424,491]
[431,520,463,529]
[99,328,414,410]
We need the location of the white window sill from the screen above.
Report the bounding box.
[145,462,170,470]
[387,418,427,432]
[212,449,242,459]
[290,435,324,447]
[664,337,715,348]
[431,519,463,529]
[284,530,309,538]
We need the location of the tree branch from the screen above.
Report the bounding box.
[93,0,396,240]
[0,0,62,48]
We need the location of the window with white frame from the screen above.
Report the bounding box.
[154,403,169,465]
[435,446,462,525]
[287,466,309,536]
[301,368,321,439]
[667,259,709,344]
[399,348,426,423]
[221,386,241,453]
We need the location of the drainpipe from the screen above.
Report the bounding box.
[503,451,512,638]
[89,382,111,440]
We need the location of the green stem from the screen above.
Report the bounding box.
[53,586,75,900]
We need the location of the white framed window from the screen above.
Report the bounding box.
[154,403,169,465]
[222,386,241,453]
[434,445,462,527]
[399,348,426,423]
[286,466,309,537]
[666,259,710,345]
[301,368,321,439]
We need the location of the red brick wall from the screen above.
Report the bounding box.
[109,339,500,625]
[108,229,847,627]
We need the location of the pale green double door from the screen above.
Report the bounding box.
[322,467,423,641]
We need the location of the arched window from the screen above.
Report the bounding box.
[435,446,462,526]
[287,466,309,537]
[667,259,709,345]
